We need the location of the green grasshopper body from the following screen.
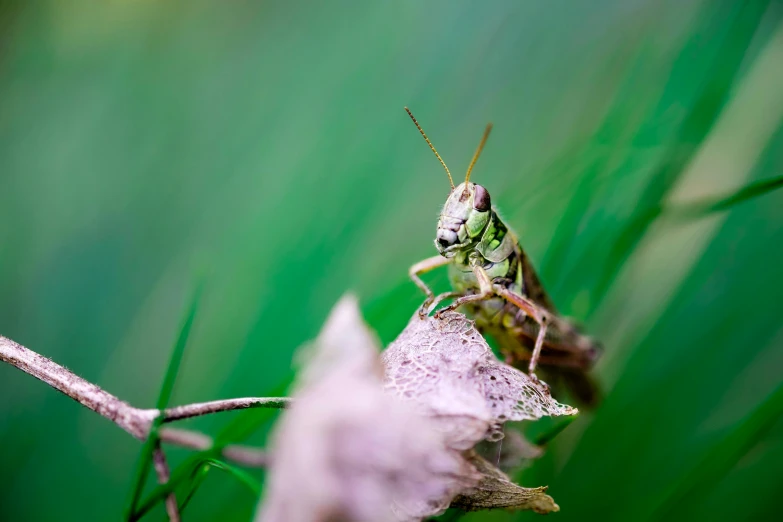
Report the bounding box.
[405,108,600,402]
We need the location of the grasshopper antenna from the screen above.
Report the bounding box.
[465,122,493,189]
[404,107,454,189]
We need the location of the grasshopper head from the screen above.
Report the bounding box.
[403,107,493,258]
[435,182,491,257]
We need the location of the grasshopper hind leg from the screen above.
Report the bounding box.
[428,264,550,376]
[424,264,600,387]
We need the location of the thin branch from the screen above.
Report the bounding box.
[0,335,155,437]
[158,428,269,467]
[162,396,291,422]
[152,443,181,522]
[159,428,270,467]
[0,335,278,468]
[223,444,270,468]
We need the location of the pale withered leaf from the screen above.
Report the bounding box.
[256,295,480,522]
[382,311,577,447]
[451,451,560,514]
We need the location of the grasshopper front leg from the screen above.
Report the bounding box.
[409,255,451,316]
[432,264,550,378]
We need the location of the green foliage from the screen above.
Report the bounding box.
[133,378,289,519]
[671,174,783,218]
[126,283,201,519]
[179,459,262,514]
[652,379,783,519]
[0,1,782,521]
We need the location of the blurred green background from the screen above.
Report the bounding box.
[1,0,782,520]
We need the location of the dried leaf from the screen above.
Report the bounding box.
[451,451,560,514]
[256,295,480,522]
[383,311,577,447]
[258,301,576,521]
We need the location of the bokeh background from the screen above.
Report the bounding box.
[2,1,782,520]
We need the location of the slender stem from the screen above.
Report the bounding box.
[162,397,291,422]
[159,428,269,467]
[152,443,181,522]
[0,335,276,468]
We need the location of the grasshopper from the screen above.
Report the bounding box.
[405,107,601,401]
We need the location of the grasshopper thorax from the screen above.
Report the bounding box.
[436,182,492,257]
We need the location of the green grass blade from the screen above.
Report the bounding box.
[177,462,211,513]
[178,458,261,514]
[155,284,203,412]
[124,282,203,520]
[132,374,292,520]
[671,174,783,219]
[652,380,783,519]
[133,455,217,520]
[591,175,782,299]
[589,0,771,311]
[196,459,261,496]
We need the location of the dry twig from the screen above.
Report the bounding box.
[0,335,287,468]
[152,442,181,522]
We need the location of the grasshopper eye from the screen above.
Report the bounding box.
[473,184,491,211]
